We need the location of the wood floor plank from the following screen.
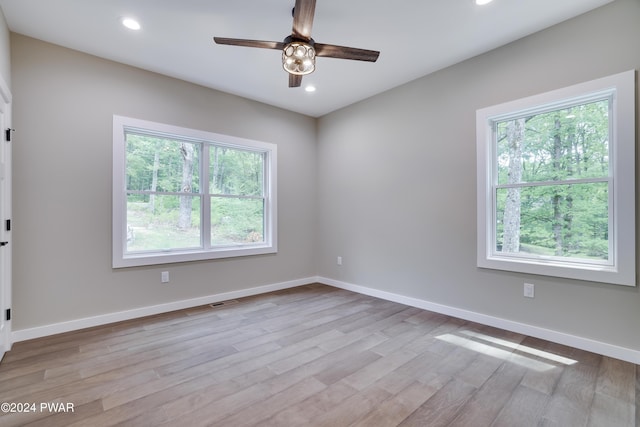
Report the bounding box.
[261,381,359,426]
[153,340,279,378]
[213,376,328,427]
[23,400,104,427]
[397,378,477,427]
[159,377,275,425]
[341,347,418,391]
[233,308,364,352]
[0,283,635,427]
[595,356,636,403]
[11,370,159,426]
[404,317,467,356]
[517,338,574,396]
[519,361,564,396]
[491,384,552,427]
[454,352,504,388]
[539,362,599,426]
[281,332,389,384]
[313,349,381,386]
[0,369,45,394]
[352,379,448,427]
[370,323,430,356]
[161,322,386,424]
[1,367,156,411]
[156,371,267,423]
[373,351,447,395]
[587,391,635,427]
[311,384,393,427]
[448,362,526,427]
[0,346,81,382]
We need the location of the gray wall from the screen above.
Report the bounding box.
[11,34,317,330]
[317,0,640,351]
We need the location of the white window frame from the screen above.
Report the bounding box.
[476,70,635,286]
[113,116,277,268]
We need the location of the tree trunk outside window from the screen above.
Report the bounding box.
[178,143,194,230]
[502,118,525,253]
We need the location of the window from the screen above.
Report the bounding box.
[476,71,635,285]
[113,116,277,268]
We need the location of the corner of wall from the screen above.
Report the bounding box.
[0,7,11,88]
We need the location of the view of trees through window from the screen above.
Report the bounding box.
[125,132,265,253]
[495,98,611,261]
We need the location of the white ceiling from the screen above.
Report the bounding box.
[0,0,614,117]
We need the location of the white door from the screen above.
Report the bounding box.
[0,77,12,362]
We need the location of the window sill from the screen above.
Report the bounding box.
[113,244,277,268]
[478,254,634,286]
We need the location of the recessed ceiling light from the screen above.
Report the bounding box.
[121,17,141,31]
[305,85,316,93]
[476,0,493,5]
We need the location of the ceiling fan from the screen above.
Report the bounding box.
[213,0,380,88]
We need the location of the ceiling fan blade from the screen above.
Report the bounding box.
[213,37,284,50]
[292,0,316,41]
[315,43,380,62]
[289,74,303,88]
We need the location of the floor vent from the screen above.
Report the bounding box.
[209,300,239,308]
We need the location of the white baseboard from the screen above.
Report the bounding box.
[12,275,640,364]
[318,276,640,365]
[11,277,314,343]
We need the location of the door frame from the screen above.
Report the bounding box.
[0,73,12,360]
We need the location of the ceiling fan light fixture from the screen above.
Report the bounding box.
[282,41,315,75]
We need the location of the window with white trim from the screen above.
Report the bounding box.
[113,116,277,268]
[476,71,635,285]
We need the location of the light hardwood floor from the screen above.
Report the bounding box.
[0,284,637,426]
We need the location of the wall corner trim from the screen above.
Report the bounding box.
[317,276,640,365]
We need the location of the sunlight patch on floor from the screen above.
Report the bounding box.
[436,330,577,372]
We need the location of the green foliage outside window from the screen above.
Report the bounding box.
[125,133,265,253]
[495,99,610,260]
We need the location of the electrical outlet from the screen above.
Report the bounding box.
[524,283,535,298]
[161,271,170,283]
[337,256,342,266]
